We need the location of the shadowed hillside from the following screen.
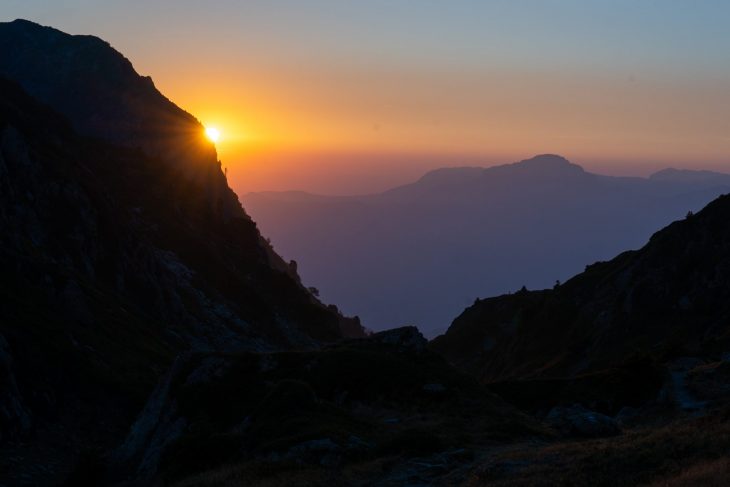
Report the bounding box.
[0,20,363,485]
[432,191,730,383]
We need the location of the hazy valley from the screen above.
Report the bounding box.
[244,158,730,336]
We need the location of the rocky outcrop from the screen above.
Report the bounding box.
[112,355,191,477]
[546,404,620,438]
[686,360,730,403]
[367,326,428,352]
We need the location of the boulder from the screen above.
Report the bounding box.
[686,360,730,402]
[369,326,427,352]
[547,404,620,438]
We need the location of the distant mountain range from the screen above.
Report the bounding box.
[243,155,730,336]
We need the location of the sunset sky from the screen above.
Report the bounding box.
[5,1,730,194]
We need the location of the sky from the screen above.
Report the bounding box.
[4,1,730,195]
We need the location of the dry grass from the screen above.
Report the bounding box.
[646,457,730,487]
[170,412,730,487]
[463,409,730,487]
[170,458,395,487]
[172,463,329,487]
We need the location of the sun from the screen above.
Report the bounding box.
[205,127,221,143]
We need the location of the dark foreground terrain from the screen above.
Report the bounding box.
[2,19,730,487]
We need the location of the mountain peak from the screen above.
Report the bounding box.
[413,155,583,188]
[415,166,485,186]
[7,18,49,28]
[3,19,116,59]
[0,19,201,161]
[517,154,584,172]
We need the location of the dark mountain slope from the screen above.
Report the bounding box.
[0,19,363,351]
[0,19,251,229]
[432,191,730,383]
[0,22,362,484]
[0,75,345,447]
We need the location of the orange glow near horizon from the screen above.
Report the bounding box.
[165,66,730,195]
[15,5,730,195]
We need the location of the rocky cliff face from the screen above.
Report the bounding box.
[0,20,363,485]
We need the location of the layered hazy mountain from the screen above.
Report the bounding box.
[244,155,730,336]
